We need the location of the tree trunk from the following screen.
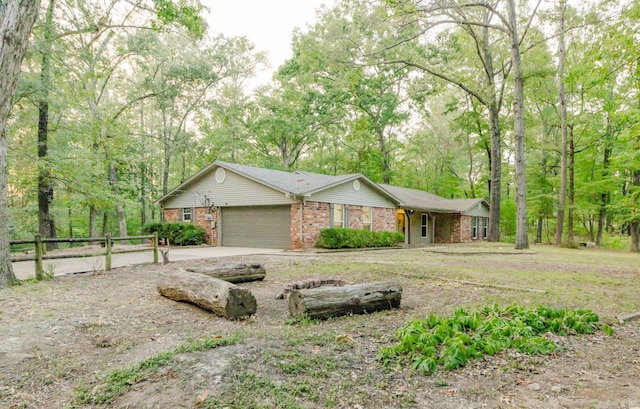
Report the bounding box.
[185,264,266,283]
[631,169,640,252]
[162,107,171,196]
[37,0,58,250]
[157,269,257,319]
[554,0,568,247]
[535,217,543,244]
[288,282,402,319]
[377,129,392,184]
[507,0,529,250]
[0,0,42,288]
[597,113,613,246]
[567,127,575,243]
[482,18,501,243]
[68,205,73,248]
[487,104,501,242]
[88,204,98,244]
[102,211,108,237]
[0,132,19,287]
[139,103,147,232]
[108,162,128,238]
[535,149,549,244]
[465,121,476,198]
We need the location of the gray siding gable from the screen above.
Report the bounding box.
[163,167,296,209]
[462,202,490,217]
[309,179,397,208]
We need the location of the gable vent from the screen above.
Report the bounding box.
[215,168,226,183]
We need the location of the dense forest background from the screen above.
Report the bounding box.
[6,0,640,251]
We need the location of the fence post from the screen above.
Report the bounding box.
[105,234,112,271]
[34,234,44,280]
[153,232,159,264]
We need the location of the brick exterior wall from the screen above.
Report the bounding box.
[451,216,461,243]
[459,215,472,242]
[427,214,489,244]
[162,207,218,246]
[291,202,397,250]
[434,213,457,244]
[168,202,397,250]
[194,207,218,245]
[372,207,397,232]
[460,215,487,242]
[164,208,180,222]
[348,205,363,229]
[291,201,330,250]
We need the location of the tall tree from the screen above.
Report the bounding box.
[506,0,530,249]
[384,1,512,241]
[284,0,411,182]
[36,0,57,247]
[554,0,568,246]
[385,0,537,248]
[0,0,41,287]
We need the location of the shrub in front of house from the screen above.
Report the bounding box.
[316,228,404,249]
[143,222,206,246]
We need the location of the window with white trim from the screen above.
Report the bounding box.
[482,217,488,239]
[362,206,372,231]
[421,214,428,238]
[472,216,478,239]
[182,208,193,222]
[332,204,345,228]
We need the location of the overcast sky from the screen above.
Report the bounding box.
[204,1,336,86]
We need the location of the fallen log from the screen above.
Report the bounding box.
[186,263,266,283]
[618,311,640,324]
[157,269,257,319]
[288,281,402,319]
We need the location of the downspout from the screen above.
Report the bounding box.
[299,198,304,245]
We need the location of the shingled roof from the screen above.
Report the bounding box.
[156,161,399,203]
[157,161,487,215]
[218,162,361,196]
[379,184,487,214]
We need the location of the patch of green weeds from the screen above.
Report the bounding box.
[285,313,318,326]
[76,353,175,404]
[276,351,338,378]
[75,332,242,405]
[176,331,243,353]
[203,368,304,409]
[377,304,613,374]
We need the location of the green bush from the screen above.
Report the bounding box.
[377,304,613,374]
[316,228,404,249]
[143,222,206,246]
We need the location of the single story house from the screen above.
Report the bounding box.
[379,184,490,245]
[155,161,490,249]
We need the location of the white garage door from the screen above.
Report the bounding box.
[221,205,292,249]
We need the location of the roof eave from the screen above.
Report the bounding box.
[400,205,461,214]
[219,162,292,196]
[459,198,490,214]
[154,160,221,205]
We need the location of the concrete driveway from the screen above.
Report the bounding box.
[12,246,284,280]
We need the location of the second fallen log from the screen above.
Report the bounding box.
[186,263,266,283]
[157,269,257,319]
[288,282,402,319]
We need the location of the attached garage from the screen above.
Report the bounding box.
[220,205,291,249]
[157,161,401,250]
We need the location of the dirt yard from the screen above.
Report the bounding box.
[1,243,639,409]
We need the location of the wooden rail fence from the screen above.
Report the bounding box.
[10,233,159,280]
